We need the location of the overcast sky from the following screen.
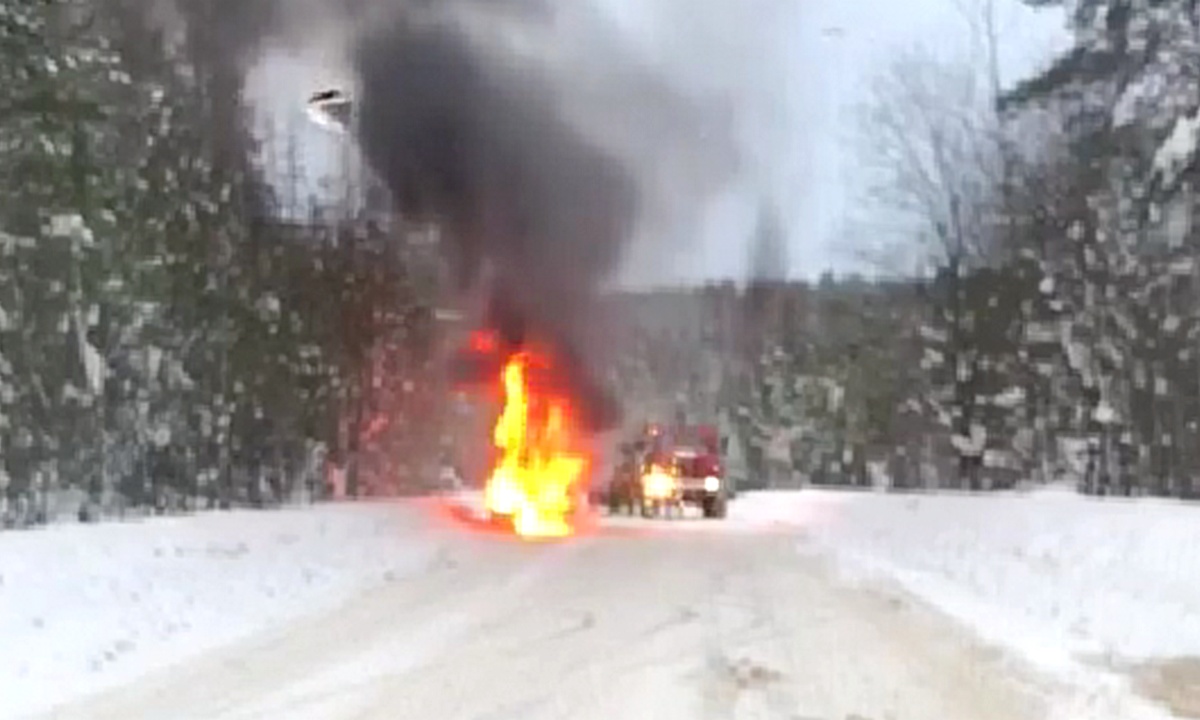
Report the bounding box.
[246,0,1070,283]
[788,0,1068,279]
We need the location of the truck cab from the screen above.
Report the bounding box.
[607,422,731,519]
[665,444,728,518]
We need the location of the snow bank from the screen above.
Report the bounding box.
[734,490,1200,668]
[0,502,440,720]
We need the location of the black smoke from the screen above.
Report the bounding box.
[348,5,642,430]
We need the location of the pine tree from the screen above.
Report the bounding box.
[0,0,137,522]
[1006,0,1200,495]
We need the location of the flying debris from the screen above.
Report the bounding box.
[305,88,353,134]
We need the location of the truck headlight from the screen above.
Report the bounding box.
[704,475,720,492]
[642,470,674,499]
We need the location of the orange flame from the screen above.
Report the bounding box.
[484,349,588,539]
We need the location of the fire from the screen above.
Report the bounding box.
[484,349,588,539]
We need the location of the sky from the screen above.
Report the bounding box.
[791,0,1069,279]
[245,0,1070,284]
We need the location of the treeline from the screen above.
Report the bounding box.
[610,276,926,491]
[0,0,439,526]
[617,1,1200,498]
[883,0,1200,498]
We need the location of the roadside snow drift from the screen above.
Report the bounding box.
[0,503,439,720]
[732,489,1200,668]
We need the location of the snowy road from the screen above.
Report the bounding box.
[36,512,1054,720]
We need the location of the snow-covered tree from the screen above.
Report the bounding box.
[0,0,445,524]
[1003,0,1200,496]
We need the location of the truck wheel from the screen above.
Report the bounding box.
[703,495,728,519]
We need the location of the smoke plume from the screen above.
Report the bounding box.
[338,0,743,428]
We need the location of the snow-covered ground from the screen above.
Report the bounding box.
[6,487,1200,719]
[459,485,1200,665]
[730,487,1200,713]
[0,502,441,720]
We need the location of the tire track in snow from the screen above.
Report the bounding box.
[41,522,1056,720]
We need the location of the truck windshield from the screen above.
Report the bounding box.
[674,454,716,477]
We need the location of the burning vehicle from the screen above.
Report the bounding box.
[307,64,624,538]
[447,323,602,538]
[304,2,736,538]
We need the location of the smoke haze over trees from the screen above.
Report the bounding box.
[10,0,1200,531]
[609,0,1200,498]
[0,0,442,524]
[0,0,759,525]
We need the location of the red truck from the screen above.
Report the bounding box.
[610,423,730,519]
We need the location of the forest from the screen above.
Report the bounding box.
[5,0,1200,528]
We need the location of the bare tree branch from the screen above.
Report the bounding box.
[853,43,1005,268]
